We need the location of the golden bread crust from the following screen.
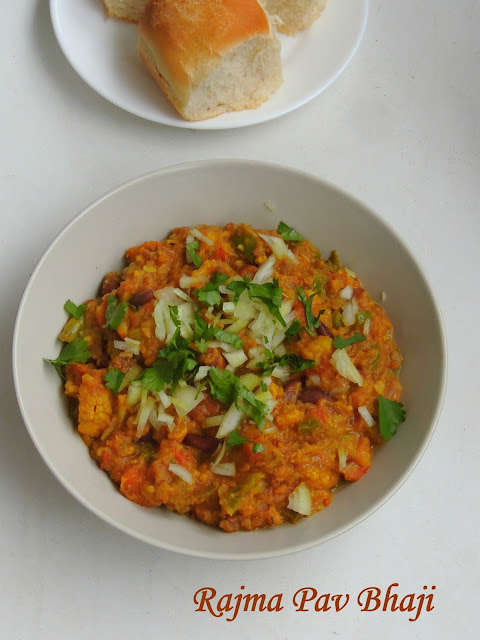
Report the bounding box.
[138,0,271,92]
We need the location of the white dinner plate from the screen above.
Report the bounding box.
[50,0,369,129]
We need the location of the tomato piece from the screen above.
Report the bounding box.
[214,247,227,261]
[343,464,369,482]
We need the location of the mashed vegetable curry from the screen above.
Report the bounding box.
[49,222,405,532]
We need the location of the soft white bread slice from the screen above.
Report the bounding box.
[137,0,283,121]
[102,0,150,23]
[264,0,327,35]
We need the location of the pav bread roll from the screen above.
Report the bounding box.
[264,0,327,35]
[137,0,283,121]
[102,0,150,22]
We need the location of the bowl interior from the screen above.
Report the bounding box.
[13,160,446,558]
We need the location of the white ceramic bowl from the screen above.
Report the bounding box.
[13,160,446,559]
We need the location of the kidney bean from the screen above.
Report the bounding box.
[316,322,332,338]
[283,380,302,402]
[299,387,333,404]
[101,271,122,295]
[129,289,154,307]
[183,433,218,454]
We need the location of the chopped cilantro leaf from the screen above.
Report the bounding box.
[169,305,180,328]
[226,431,251,447]
[296,286,324,335]
[285,319,302,341]
[193,311,208,340]
[277,221,303,243]
[378,396,406,440]
[208,368,237,404]
[332,332,366,350]
[64,299,86,320]
[186,240,202,268]
[46,338,90,378]
[197,272,229,307]
[252,443,265,454]
[226,278,250,302]
[258,350,315,376]
[103,295,127,330]
[248,279,286,327]
[207,367,269,429]
[212,328,243,349]
[195,338,208,354]
[140,360,173,392]
[104,368,125,393]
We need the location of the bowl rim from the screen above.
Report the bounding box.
[12,159,448,559]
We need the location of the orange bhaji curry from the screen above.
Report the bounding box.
[49,222,405,532]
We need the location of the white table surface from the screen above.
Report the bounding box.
[1,1,479,638]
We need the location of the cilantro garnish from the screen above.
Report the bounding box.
[208,368,237,404]
[226,431,251,447]
[186,240,202,268]
[252,443,265,454]
[140,359,173,392]
[296,286,324,336]
[46,338,91,378]
[141,329,199,392]
[103,295,127,330]
[285,319,302,341]
[249,279,286,327]
[169,305,180,327]
[104,368,125,393]
[258,350,315,376]
[212,328,243,349]
[378,396,406,440]
[332,332,366,350]
[207,367,269,429]
[226,278,250,302]
[197,272,229,307]
[64,299,86,320]
[277,221,303,243]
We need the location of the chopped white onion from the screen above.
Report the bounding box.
[381,291,387,301]
[222,302,235,314]
[263,425,277,434]
[345,267,357,278]
[206,340,236,353]
[191,227,213,246]
[114,338,140,355]
[216,403,243,438]
[204,415,225,428]
[226,318,250,334]
[224,350,248,368]
[271,366,291,381]
[170,386,204,417]
[252,254,276,284]
[194,366,211,382]
[179,274,204,289]
[157,390,171,408]
[363,317,371,336]
[172,288,193,302]
[136,396,155,437]
[339,285,353,300]
[126,384,143,407]
[338,446,347,471]
[211,462,236,477]
[168,463,193,484]
[259,234,298,263]
[157,411,174,426]
[154,287,183,304]
[237,373,260,392]
[264,200,277,213]
[288,482,312,516]
[211,441,227,467]
[330,349,364,387]
[342,301,356,326]
[358,405,375,427]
